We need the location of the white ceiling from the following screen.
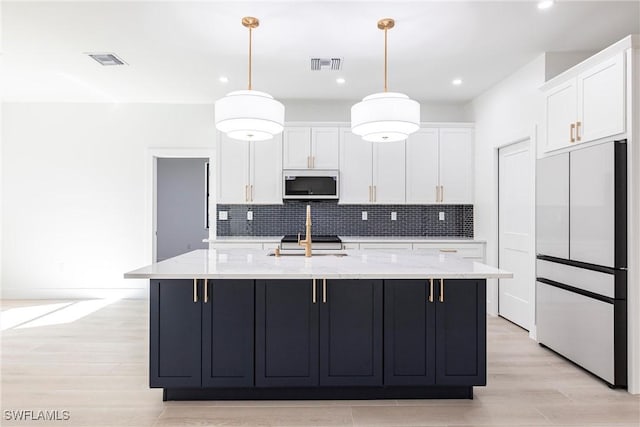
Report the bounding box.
[2,1,639,104]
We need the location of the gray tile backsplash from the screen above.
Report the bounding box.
[216,201,473,237]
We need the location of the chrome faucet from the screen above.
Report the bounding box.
[298,205,313,257]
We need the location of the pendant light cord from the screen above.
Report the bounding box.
[248,26,253,90]
[384,27,388,92]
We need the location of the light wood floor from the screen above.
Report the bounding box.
[1,299,638,427]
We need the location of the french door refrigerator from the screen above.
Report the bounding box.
[536,139,627,388]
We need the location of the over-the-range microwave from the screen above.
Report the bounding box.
[282,169,339,200]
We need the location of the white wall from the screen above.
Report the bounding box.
[283,99,469,122]
[464,54,546,319]
[1,103,216,298]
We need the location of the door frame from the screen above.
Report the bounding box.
[495,135,537,340]
[145,148,216,264]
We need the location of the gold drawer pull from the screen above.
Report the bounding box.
[429,278,434,303]
[204,279,209,303]
[570,123,576,143]
[193,279,198,303]
[439,279,444,303]
[312,279,317,304]
[323,278,327,303]
[439,249,458,253]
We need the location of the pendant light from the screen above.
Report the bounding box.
[351,18,420,142]
[215,17,285,142]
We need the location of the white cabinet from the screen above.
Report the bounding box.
[283,127,339,169]
[339,129,405,204]
[543,53,625,152]
[217,133,282,204]
[406,127,474,204]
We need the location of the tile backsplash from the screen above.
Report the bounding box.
[216,201,473,237]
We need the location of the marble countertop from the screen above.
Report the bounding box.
[124,249,510,280]
[204,236,485,244]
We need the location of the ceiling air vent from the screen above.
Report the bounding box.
[310,57,342,71]
[87,53,127,66]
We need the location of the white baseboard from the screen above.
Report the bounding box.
[1,288,147,300]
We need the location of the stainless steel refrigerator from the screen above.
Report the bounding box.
[536,139,627,388]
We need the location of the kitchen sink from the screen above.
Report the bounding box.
[267,250,348,257]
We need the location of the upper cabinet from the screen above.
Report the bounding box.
[406,127,474,204]
[339,129,406,204]
[283,127,339,169]
[543,52,625,152]
[217,133,283,204]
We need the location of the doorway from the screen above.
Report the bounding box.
[156,158,210,261]
[498,139,534,330]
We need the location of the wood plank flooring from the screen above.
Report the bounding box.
[1,299,638,427]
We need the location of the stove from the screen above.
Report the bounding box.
[280,235,343,250]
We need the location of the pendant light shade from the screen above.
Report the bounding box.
[215,17,284,142]
[351,92,420,142]
[351,18,420,142]
[215,90,284,141]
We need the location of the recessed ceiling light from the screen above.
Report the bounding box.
[219,76,229,83]
[452,78,463,86]
[336,77,346,84]
[86,53,127,66]
[537,0,554,10]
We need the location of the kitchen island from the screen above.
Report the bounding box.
[125,249,512,401]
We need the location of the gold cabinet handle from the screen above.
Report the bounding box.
[576,121,582,141]
[439,249,458,253]
[322,279,327,303]
[204,278,208,304]
[312,279,316,304]
[244,185,249,202]
[429,278,434,303]
[250,184,254,202]
[570,123,576,143]
[439,279,444,303]
[193,279,198,303]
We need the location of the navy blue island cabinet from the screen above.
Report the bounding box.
[384,279,486,387]
[150,278,486,400]
[149,279,254,389]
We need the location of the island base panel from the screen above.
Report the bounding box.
[163,386,474,401]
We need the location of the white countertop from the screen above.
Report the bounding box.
[124,249,510,280]
[204,236,485,244]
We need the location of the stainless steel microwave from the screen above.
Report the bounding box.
[282,170,339,200]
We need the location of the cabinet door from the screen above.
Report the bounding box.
[311,127,340,169]
[319,279,383,386]
[569,142,619,268]
[384,280,435,386]
[544,80,577,152]
[406,128,439,203]
[255,280,319,387]
[250,134,282,204]
[439,128,474,204]
[373,141,406,204]
[577,53,625,143]
[339,129,373,204]
[536,153,569,259]
[283,127,312,169]
[149,280,202,388]
[217,134,249,203]
[435,279,486,386]
[202,280,254,388]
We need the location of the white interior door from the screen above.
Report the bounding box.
[499,140,534,330]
